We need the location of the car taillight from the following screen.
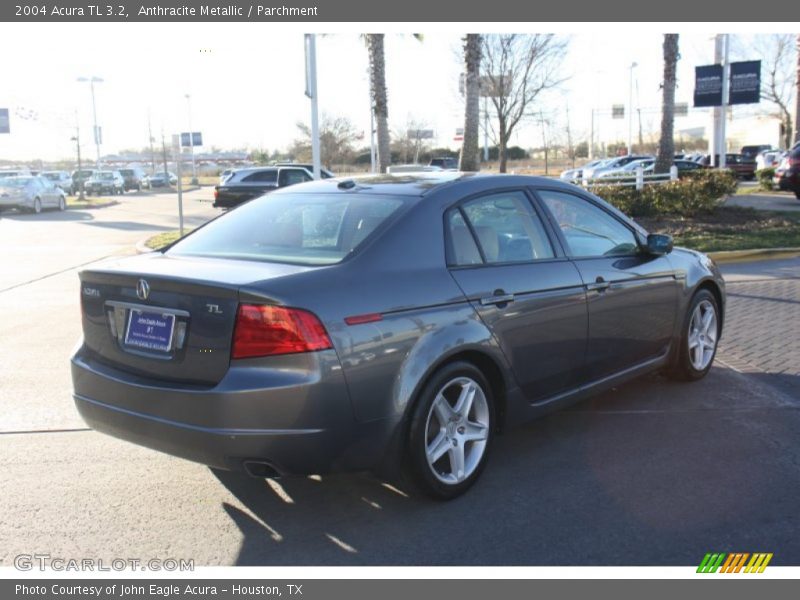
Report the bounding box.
[214,188,219,199]
[790,157,800,167]
[232,304,332,359]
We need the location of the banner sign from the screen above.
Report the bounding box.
[729,60,761,105]
[180,132,202,147]
[693,64,723,107]
[0,108,9,133]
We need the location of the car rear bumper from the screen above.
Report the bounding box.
[0,196,30,209]
[71,346,396,475]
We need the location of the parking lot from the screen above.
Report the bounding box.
[1,193,798,566]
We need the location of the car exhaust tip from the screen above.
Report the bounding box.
[242,460,283,479]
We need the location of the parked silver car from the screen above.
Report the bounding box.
[42,170,74,193]
[560,159,608,182]
[0,175,67,213]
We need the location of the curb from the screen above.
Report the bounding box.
[67,200,119,210]
[135,238,154,254]
[708,247,800,264]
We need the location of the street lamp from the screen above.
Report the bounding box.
[627,62,637,155]
[185,93,198,185]
[77,76,103,167]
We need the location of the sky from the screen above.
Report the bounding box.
[0,23,793,162]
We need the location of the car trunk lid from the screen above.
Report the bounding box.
[79,253,312,386]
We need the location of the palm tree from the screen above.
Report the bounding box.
[795,34,800,145]
[365,34,391,173]
[459,34,482,171]
[655,34,679,174]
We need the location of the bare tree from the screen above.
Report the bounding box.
[481,34,568,172]
[292,114,360,167]
[459,34,482,171]
[655,34,680,174]
[752,34,797,148]
[392,118,433,163]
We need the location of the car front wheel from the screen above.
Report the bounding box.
[668,289,720,381]
[32,197,42,214]
[406,362,494,500]
[58,196,66,211]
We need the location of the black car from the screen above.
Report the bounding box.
[213,166,313,209]
[118,168,147,191]
[71,169,95,194]
[71,172,725,499]
[740,145,773,159]
[429,157,458,170]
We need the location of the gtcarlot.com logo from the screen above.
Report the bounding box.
[697,552,773,573]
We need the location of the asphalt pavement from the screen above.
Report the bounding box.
[1,194,798,566]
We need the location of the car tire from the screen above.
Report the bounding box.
[794,189,800,200]
[32,197,42,214]
[667,289,721,382]
[58,196,66,211]
[404,361,495,500]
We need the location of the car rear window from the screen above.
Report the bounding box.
[167,192,406,265]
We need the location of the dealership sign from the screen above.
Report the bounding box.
[694,61,761,107]
[729,60,761,105]
[694,64,723,107]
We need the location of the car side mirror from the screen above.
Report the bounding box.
[646,233,673,255]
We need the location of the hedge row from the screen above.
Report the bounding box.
[589,169,738,217]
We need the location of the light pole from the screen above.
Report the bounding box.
[627,62,637,155]
[184,94,198,184]
[77,76,103,167]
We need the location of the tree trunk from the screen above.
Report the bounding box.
[498,131,508,173]
[795,33,800,144]
[655,34,679,174]
[367,34,390,173]
[459,34,482,171]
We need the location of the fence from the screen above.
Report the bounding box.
[572,165,679,190]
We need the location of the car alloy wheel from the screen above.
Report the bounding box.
[688,299,718,371]
[424,376,490,485]
[33,197,42,214]
[667,289,720,381]
[58,196,66,211]
[406,361,495,499]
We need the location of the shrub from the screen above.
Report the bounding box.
[756,168,775,191]
[589,169,738,218]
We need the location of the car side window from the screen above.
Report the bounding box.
[279,169,311,187]
[538,190,639,258]
[454,191,555,265]
[242,170,277,183]
[446,210,482,266]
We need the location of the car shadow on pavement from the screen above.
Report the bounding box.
[210,367,800,566]
[0,210,94,222]
[80,221,175,232]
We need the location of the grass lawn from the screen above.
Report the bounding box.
[66,195,117,208]
[639,207,800,252]
[145,229,194,250]
[180,175,218,187]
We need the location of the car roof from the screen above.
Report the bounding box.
[275,171,592,198]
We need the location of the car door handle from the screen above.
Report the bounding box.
[480,291,515,306]
[586,277,610,292]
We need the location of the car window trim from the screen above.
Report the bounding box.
[443,186,563,269]
[530,186,645,260]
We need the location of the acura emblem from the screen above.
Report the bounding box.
[136,279,150,300]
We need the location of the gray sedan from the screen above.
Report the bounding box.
[0,176,66,213]
[71,173,725,499]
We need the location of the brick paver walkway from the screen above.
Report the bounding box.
[718,257,800,380]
